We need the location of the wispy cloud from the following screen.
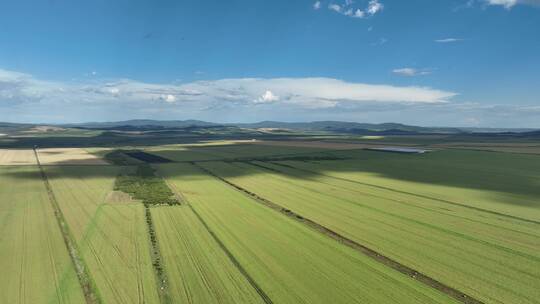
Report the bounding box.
[370,37,388,46]
[0,68,456,113]
[460,0,540,9]
[435,38,463,43]
[4,68,540,127]
[313,1,321,10]
[392,68,432,77]
[486,0,518,8]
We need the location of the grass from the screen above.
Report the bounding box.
[157,163,458,304]
[199,158,540,304]
[0,166,85,304]
[151,205,266,303]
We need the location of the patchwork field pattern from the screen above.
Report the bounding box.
[197,152,540,304]
[2,141,539,304]
[158,163,459,304]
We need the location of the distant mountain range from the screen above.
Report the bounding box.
[2,120,538,135]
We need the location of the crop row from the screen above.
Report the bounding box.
[199,160,540,304]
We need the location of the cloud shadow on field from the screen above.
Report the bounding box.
[2,141,540,211]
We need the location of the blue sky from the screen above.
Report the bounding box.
[0,0,539,127]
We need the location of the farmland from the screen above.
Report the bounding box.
[0,166,84,304]
[0,149,37,165]
[1,132,539,304]
[187,149,540,304]
[157,163,459,304]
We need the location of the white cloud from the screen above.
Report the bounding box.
[313,1,321,9]
[354,9,366,17]
[256,90,280,103]
[328,0,383,18]
[160,94,177,103]
[4,68,539,127]
[0,68,457,120]
[463,0,540,9]
[485,0,518,8]
[367,0,384,14]
[328,3,342,12]
[435,38,463,43]
[392,68,432,77]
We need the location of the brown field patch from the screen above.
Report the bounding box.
[0,149,37,165]
[37,148,108,165]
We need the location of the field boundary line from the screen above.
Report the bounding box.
[164,178,274,304]
[267,161,540,225]
[33,148,102,304]
[192,162,484,304]
[144,205,173,304]
[111,163,173,304]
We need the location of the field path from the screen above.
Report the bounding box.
[33,148,101,304]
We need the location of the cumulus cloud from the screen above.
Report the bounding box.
[367,0,384,14]
[313,1,321,9]
[392,68,432,76]
[327,0,383,18]
[256,90,280,103]
[160,94,177,103]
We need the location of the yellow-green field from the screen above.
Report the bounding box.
[157,163,459,304]
[0,166,84,304]
[151,206,265,304]
[2,141,539,304]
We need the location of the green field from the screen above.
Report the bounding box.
[151,206,265,304]
[193,150,540,304]
[0,166,85,304]
[44,165,160,304]
[1,136,539,304]
[157,163,458,304]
